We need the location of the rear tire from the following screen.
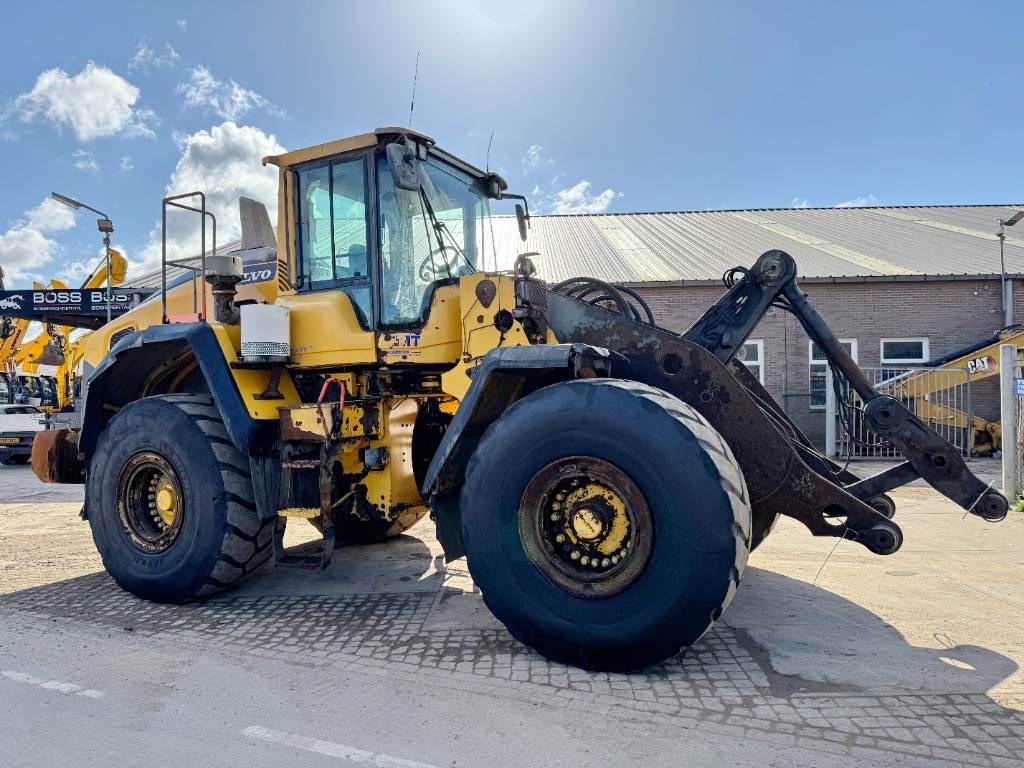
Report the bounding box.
[460,379,751,671]
[86,394,274,602]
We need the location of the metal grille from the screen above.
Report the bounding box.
[241,341,290,359]
[832,365,974,459]
[109,326,136,349]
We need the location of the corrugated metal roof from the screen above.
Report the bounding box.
[489,204,1024,284]
[126,204,1024,288]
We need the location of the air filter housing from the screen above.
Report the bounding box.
[240,304,290,363]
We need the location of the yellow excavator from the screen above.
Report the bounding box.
[1,250,127,409]
[880,325,1024,456]
[1,278,61,409]
[31,128,1007,672]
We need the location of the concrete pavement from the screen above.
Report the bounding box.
[1,463,1023,767]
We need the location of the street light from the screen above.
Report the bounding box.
[50,192,115,323]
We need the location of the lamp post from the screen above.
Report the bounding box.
[50,192,115,323]
[998,209,1024,328]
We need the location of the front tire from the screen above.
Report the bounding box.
[86,394,274,602]
[460,379,751,671]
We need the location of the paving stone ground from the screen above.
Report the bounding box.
[2,463,1023,767]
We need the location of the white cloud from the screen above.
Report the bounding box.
[9,61,158,141]
[522,144,547,170]
[835,194,880,208]
[0,198,79,285]
[176,65,281,122]
[176,18,188,31]
[551,181,620,214]
[72,149,99,171]
[128,42,180,72]
[134,121,285,277]
[24,198,77,233]
[120,155,134,171]
[791,197,810,208]
[58,258,104,286]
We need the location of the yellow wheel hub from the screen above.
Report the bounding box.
[520,456,654,598]
[571,507,605,540]
[154,483,178,526]
[563,482,630,556]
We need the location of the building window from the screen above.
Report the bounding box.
[880,338,929,365]
[737,339,764,384]
[809,339,857,409]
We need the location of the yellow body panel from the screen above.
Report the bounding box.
[440,272,534,402]
[278,291,376,368]
[377,283,463,366]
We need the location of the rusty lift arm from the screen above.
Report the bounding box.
[685,250,1008,522]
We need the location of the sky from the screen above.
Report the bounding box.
[0,0,1021,288]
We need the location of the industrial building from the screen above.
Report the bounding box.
[490,204,1024,450]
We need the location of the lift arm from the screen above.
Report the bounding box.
[685,250,1008,522]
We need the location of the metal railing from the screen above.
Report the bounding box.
[828,365,976,459]
[161,192,215,324]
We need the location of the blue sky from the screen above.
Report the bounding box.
[0,0,1021,287]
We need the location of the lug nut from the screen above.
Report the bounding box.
[580,556,589,565]
[555,533,565,544]
[570,551,581,561]
[601,558,610,567]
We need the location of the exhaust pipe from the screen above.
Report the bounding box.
[204,254,243,325]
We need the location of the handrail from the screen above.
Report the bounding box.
[161,192,216,323]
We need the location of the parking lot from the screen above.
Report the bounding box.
[2,462,1023,767]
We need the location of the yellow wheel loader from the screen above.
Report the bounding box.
[33,129,1007,672]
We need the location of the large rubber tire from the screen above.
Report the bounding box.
[460,379,751,671]
[86,394,274,602]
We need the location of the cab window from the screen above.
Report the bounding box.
[376,155,488,327]
[296,155,372,325]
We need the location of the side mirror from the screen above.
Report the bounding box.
[515,203,529,242]
[386,141,420,191]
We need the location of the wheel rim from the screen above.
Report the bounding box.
[519,456,653,598]
[115,452,184,553]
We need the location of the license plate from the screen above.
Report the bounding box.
[0,437,19,444]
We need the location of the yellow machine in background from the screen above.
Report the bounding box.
[33,128,1007,673]
[881,325,1024,455]
[6,250,127,410]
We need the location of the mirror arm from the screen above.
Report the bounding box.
[500,192,530,222]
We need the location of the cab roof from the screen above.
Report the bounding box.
[262,127,506,191]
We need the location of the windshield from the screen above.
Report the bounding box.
[377,154,490,326]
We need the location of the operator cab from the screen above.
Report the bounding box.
[264,128,512,334]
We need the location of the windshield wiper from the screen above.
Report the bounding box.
[418,187,475,275]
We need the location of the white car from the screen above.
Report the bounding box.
[0,404,44,465]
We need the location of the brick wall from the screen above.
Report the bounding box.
[634,277,1024,447]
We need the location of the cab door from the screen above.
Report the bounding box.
[280,152,378,368]
[374,153,485,367]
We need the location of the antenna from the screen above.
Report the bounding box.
[486,130,495,172]
[407,51,421,129]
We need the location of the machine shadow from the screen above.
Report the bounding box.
[724,565,1020,698]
